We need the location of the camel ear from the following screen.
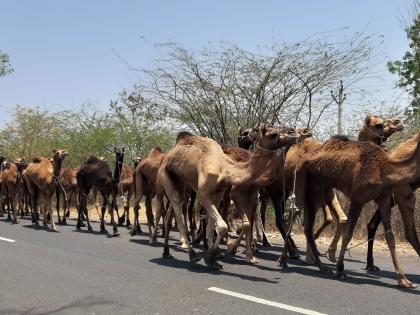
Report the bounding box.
[259,124,267,135]
[365,115,371,125]
[122,147,125,153]
[52,149,57,154]
[238,126,243,134]
[114,146,117,153]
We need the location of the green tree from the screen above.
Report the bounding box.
[0,51,13,77]
[387,5,420,125]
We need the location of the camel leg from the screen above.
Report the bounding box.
[365,209,382,271]
[162,206,174,258]
[200,193,227,270]
[10,190,18,224]
[271,191,300,258]
[125,188,132,227]
[32,192,39,226]
[188,190,197,240]
[109,196,120,236]
[313,204,333,240]
[377,195,415,288]
[100,195,108,234]
[303,183,330,272]
[55,187,62,224]
[336,199,363,279]
[394,187,420,258]
[45,195,56,232]
[145,194,156,245]
[259,193,272,247]
[131,195,142,236]
[160,171,200,264]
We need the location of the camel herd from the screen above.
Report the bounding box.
[0,115,419,289]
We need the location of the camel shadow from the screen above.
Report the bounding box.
[0,294,114,314]
[150,256,279,284]
[279,260,420,294]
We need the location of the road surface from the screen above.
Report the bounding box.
[0,217,419,314]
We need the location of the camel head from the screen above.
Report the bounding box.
[237,127,253,150]
[296,127,313,141]
[249,124,298,151]
[384,118,404,137]
[52,149,68,162]
[364,114,385,138]
[13,157,26,167]
[114,146,125,159]
[133,156,142,168]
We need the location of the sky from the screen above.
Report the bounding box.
[0,0,415,124]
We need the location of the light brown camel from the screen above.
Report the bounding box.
[117,165,134,227]
[296,134,420,288]
[131,147,166,243]
[55,166,78,225]
[157,125,297,269]
[24,149,68,231]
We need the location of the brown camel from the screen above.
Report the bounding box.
[76,148,125,236]
[0,154,7,216]
[236,127,347,259]
[325,116,406,265]
[296,134,420,288]
[0,159,25,223]
[24,149,68,231]
[14,157,30,217]
[131,147,166,243]
[55,166,78,225]
[157,125,297,269]
[117,164,134,227]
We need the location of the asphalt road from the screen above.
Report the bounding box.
[0,217,419,315]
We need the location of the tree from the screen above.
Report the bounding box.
[387,2,420,125]
[139,30,382,144]
[0,51,13,77]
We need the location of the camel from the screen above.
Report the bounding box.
[295,134,420,288]
[157,125,298,269]
[0,159,25,223]
[117,165,134,227]
[131,147,166,243]
[55,166,78,225]
[14,157,30,217]
[325,116,407,266]
[24,149,68,231]
[0,154,7,216]
[236,127,347,259]
[76,148,125,236]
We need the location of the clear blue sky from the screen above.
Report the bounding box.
[0,0,413,123]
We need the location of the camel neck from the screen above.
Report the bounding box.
[386,136,420,186]
[113,157,124,182]
[53,158,63,178]
[226,145,288,187]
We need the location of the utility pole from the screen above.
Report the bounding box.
[331,80,346,135]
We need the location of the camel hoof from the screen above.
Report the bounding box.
[76,225,81,232]
[336,272,348,280]
[204,251,223,270]
[398,279,417,289]
[88,226,94,233]
[326,249,337,262]
[62,219,67,225]
[365,265,380,272]
[226,243,238,255]
[189,249,201,263]
[162,249,173,259]
[246,256,259,264]
[100,228,108,234]
[289,250,301,260]
[130,229,137,237]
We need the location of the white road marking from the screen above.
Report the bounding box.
[208,287,327,315]
[0,236,16,243]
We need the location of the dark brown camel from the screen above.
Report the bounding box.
[76,148,125,236]
[296,134,420,288]
[0,159,24,223]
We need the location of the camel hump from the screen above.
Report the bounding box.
[331,135,350,141]
[84,155,100,164]
[176,131,194,142]
[32,156,45,163]
[153,146,163,152]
